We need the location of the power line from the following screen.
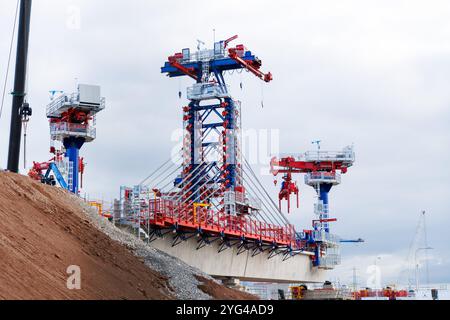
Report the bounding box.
[0,0,20,120]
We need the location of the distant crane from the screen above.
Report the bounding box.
[400,211,433,292]
[394,210,434,293]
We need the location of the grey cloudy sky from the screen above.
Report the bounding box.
[1,0,449,287]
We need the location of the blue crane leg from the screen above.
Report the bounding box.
[63,137,85,194]
[47,163,68,189]
[319,183,333,233]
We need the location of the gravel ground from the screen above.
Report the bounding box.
[75,197,215,300]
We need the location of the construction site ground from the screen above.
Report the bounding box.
[0,172,256,300]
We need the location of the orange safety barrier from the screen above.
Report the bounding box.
[144,198,296,247]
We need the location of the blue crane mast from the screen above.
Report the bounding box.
[161,35,272,207]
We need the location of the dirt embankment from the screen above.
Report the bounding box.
[0,172,256,300]
[0,172,172,299]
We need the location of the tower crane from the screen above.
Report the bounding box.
[271,145,356,268]
[161,34,272,207]
[28,84,105,194]
[120,35,315,258]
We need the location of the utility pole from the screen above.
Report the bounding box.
[7,0,32,173]
[422,211,430,289]
[352,267,358,292]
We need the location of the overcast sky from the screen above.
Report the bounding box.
[1,0,449,288]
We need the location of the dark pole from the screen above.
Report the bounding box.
[7,0,32,173]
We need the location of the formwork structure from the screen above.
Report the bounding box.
[118,36,304,259]
[117,36,356,269]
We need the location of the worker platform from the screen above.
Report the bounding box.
[50,122,97,142]
[187,83,231,100]
[46,85,105,143]
[303,147,355,164]
[305,171,342,186]
[46,84,105,118]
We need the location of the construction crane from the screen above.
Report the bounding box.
[271,145,355,268]
[118,36,357,271]
[161,35,272,207]
[28,84,105,194]
[397,210,433,292]
[118,36,322,259]
[270,145,354,214]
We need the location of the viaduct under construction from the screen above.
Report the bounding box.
[26,34,357,283]
[114,36,357,283]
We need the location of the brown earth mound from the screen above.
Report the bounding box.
[0,172,173,300]
[0,172,256,300]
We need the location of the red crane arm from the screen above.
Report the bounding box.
[270,157,349,175]
[224,35,239,48]
[312,218,337,227]
[228,47,273,83]
[168,55,198,81]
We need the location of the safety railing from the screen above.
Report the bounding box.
[317,254,341,269]
[179,49,217,63]
[146,198,295,245]
[46,93,106,117]
[305,172,341,185]
[233,191,262,210]
[304,148,355,163]
[311,231,341,246]
[50,122,96,141]
[187,83,230,100]
[177,43,247,64]
[46,93,79,117]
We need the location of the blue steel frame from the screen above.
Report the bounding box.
[63,136,85,194]
[161,47,257,204]
[161,51,260,77]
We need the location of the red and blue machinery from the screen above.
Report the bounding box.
[127,37,356,268]
[270,146,355,267]
[127,36,311,259]
[161,35,272,201]
[28,84,104,194]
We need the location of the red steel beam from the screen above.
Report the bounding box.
[168,55,198,81]
[228,47,273,83]
[145,199,297,248]
[271,157,349,175]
